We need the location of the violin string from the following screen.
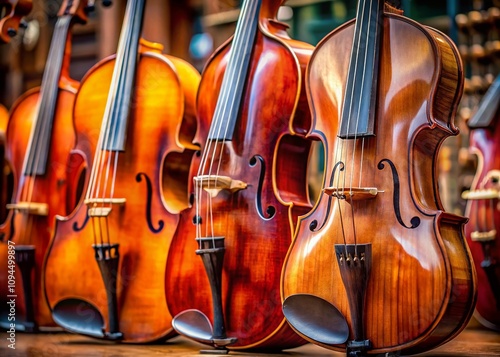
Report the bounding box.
[90,0,137,209]
[19,16,71,244]
[214,0,258,179]
[349,0,373,195]
[100,0,139,210]
[209,0,258,243]
[108,0,143,208]
[21,16,69,205]
[195,0,257,245]
[333,0,367,246]
[350,0,377,247]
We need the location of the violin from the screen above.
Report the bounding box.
[0,0,32,43]
[0,0,92,331]
[166,0,314,351]
[0,104,12,225]
[43,0,200,342]
[281,1,477,355]
[462,75,500,331]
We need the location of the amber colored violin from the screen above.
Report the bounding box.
[462,75,500,331]
[43,0,200,343]
[166,0,314,351]
[282,1,477,355]
[0,0,32,43]
[0,0,92,331]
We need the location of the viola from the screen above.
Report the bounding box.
[462,74,500,331]
[0,0,32,43]
[43,0,200,342]
[281,1,477,355]
[166,0,314,351]
[0,0,92,331]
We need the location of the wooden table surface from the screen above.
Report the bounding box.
[1,324,499,357]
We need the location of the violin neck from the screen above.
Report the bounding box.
[207,0,262,141]
[339,0,384,139]
[23,14,73,176]
[99,0,145,152]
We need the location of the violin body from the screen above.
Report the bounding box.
[44,43,200,343]
[0,84,77,329]
[282,13,476,354]
[464,107,500,331]
[165,1,313,349]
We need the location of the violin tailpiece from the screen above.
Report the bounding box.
[335,243,372,355]
[170,237,237,352]
[93,243,123,340]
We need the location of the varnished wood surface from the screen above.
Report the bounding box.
[0,326,498,356]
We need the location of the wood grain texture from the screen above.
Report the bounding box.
[43,48,200,343]
[282,14,476,355]
[0,84,78,329]
[165,1,314,349]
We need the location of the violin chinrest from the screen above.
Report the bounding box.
[283,294,349,345]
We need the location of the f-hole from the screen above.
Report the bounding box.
[249,155,276,220]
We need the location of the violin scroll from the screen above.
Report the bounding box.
[0,0,32,43]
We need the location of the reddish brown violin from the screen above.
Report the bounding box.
[0,0,91,331]
[0,0,32,43]
[462,75,500,331]
[0,104,11,224]
[282,1,477,355]
[166,0,314,352]
[44,0,200,343]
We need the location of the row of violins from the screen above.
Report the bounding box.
[0,0,498,355]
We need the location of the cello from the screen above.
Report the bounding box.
[0,0,92,331]
[282,1,477,355]
[43,0,200,343]
[0,0,32,43]
[462,74,500,331]
[166,0,314,351]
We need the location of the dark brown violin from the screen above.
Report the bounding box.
[43,0,200,343]
[0,0,32,43]
[166,0,313,351]
[282,1,477,355]
[0,0,91,331]
[462,74,500,331]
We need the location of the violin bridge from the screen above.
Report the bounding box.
[194,175,248,198]
[6,202,49,216]
[471,230,497,242]
[461,188,500,200]
[323,187,379,201]
[84,198,126,217]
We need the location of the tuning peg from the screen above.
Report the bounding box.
[19,19,28,29]
[7,28,16,37]
[86,0,96,12]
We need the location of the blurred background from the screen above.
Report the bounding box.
[1,0,499,216]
